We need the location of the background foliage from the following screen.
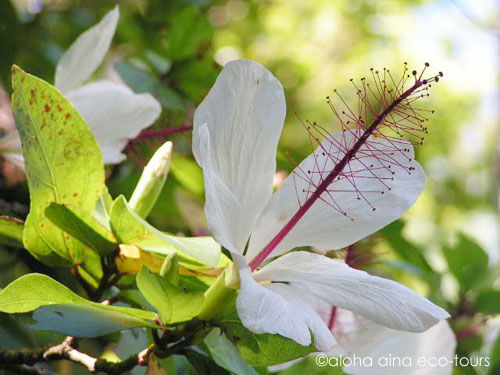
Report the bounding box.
[0,0,498,374]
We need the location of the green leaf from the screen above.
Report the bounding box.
[176,59,218,101]
[475,290,500,314]
[214,296,315,367]
[280,357,343,375]
[184,350,231,375]
[168,7,213,60]
[145,50,172,75]
[136,268,204,324]
[110,196,220,267]
[443,234,489,292]
[30,303,158,337]
[0,273,155,321]
[203,328,259,375]
[45,203,117,256]
[93,188,114,230]
[490,333,500,375]
[0,216,24,247]
[132,234,218,269]
[11,66,105,266]
[171,154,204,197]
[115,61,185,110]
[380,220,433,274]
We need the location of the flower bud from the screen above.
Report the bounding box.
[129,141,173,218]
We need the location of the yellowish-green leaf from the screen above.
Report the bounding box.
[170,154,204,196]
[11,66,105,266]
[0,216,24,247]
[136,268,204,324]
[46,203,117,256]
[0,273,156,324]
[110,196,220,267]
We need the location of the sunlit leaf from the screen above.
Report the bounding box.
[203,328,259,375]
[171,155,204,197]
[475,290,500,314]
[110,196,220,267]
[11,66,105,266]
[46,203,117,256]
[136,268,204,324]
[93,189,113,230]
[0,273,155,322]
[168,7,213,60]
[443,234,489,292]
[0,216,23,247]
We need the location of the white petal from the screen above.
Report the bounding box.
[67,81,161,164]
[254,251,450,332]
[332,310,456,375]
[55,6,119,94]
[237,267,336,351]
[3,153,25,171]
[195,124,244,254]
[247,131,425,261]
[193,59,286,252]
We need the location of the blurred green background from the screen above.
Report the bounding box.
[0,0,498,374]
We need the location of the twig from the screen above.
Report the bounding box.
[72,268,95,298]
[0,320,204,373]
[0,337,150,374]
[84,252,121,302]
[136,125,193,139]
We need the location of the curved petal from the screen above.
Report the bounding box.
[55,6,119,94]
[67,81,161,164]
[254,251,450,332]
[247,131,425,261]
[332,310,456,375]
[193,59,286,252]
[195,124,244,254]
[236,267,336,351]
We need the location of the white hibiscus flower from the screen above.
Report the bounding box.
[330,309,456,375]
[2,6,161,169]
[193,59,449,351]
